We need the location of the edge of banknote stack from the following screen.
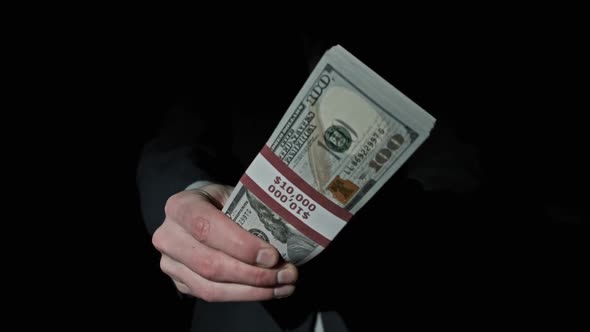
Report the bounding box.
[222,45,436,265]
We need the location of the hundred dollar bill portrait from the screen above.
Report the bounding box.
[246,190,317,264]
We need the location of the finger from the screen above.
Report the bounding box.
[160,255,295,302]
[154,221,297,286]
[172,279,190,294]
[166,191,280,267]
[159,255,191,294]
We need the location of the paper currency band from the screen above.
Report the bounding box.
[240,174,330,247]
[260,145,353,221]
[240,145,355,247]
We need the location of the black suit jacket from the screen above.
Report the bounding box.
[135,31,501,330]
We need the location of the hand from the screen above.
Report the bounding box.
[152,183,298,302]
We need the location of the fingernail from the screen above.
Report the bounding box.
[274,285,295,298]
[277,267,297,284]
[256,248,277,268]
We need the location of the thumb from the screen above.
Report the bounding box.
[194,184,235,208]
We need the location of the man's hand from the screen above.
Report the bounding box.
[152,184,298,302]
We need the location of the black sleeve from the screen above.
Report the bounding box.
[136,97,239,235]
[135,30,310,236]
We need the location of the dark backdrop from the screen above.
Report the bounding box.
[42,22,587,330]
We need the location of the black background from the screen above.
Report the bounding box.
[19,18,587,330]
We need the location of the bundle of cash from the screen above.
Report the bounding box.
[222,45,436,265]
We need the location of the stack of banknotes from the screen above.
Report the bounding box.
[222,45,436,265]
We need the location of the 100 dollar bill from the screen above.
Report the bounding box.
[222,45,435,265]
